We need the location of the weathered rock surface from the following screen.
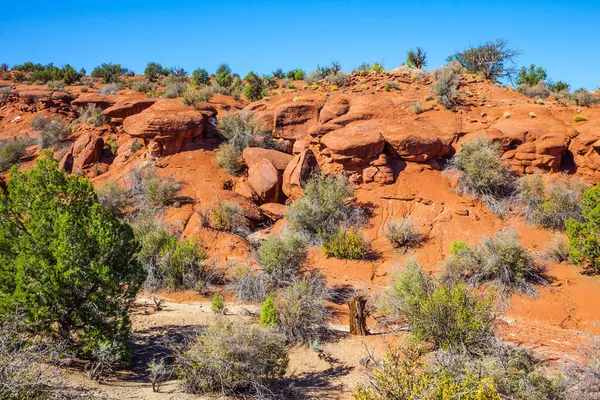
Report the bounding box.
[59,133,104,172]
[248,159,282,203]
[282,149,320,199]
[103,98,156,119]
[241,147,293,172]
[321,121,385,166]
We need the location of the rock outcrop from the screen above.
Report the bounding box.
[247,159,282,203]
[282,149,320,199]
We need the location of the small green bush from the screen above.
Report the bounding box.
[450,240,469,254]
[181,87,214,108]
[406,47,427,69]
[443,229,547,297]
[128,164,181,207]
[217,111,273,152]
[566,184,600,273]
[322,227,370,259]
[410,100,423,114]
[516,64,547,86]
[210,201,248,234]
[574,114,587,122]
[214,63,233,88]
[517,82,550,99]
[216,143,243,175]
[446,136,516,217]
[0,138,29,171]
[548,80,570,93]
[91,63,128,84]
[518,174,585,230]
[144,62,170,82]
[260,296,278,327]
[259,233,307,286]
[27,63,85,85]
[543,234,570,263]
[448,38,520,82]
[571,88,598,107]
[192,68,210,86]
[177,318,288,396]
[243,71,266,101]
[77,104,106,127]
[385,217,423,250]
[211,292,225,314]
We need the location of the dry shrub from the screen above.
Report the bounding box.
[431,61,463,109]
[31,115,70,149]
[542,234,570,263]
[0,138,29,171]
[210,201,248,235]
[129,164,181,207]
[385,217,424,251]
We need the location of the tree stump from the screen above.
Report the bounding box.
[348,295,369,336]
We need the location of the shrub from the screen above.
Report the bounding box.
[211,292,225,314]
[97,180,127,214]
[0,153,145,355]
[144,62,170,82]
[322,227,370,259]
[0,86,10,102]
[548,80,570,93]
[276,273,331,343]
[147,357,172,393]
[91,63,128,84]
[566,184,600,273]
[443,229,547,297]
[516,64,547,86]
[260,296,278,327]
[432,62,462,109]
[177,318,288,396]
[77,104,106,127]
[543,234,570,263]
[98,82,123,95]
[406,47,427,69]
[450,240,469,254]
[192,68,210,86]
[164,81,187,98]
[380,261,495,351]
[46,80,66,92]
[231,266,267,302]
[448,38,520,82]
[0,138,29,171]
[217,111,275,153]
[27,63,85,85]
[291,69,306,80]
[214,63,233,88]
[13,61,44,72]
[243,71,266,101]
[383,80,399,91]
[518,82,550,99]
[287,174,363,239]
[325,72,350,87]
[574,114,587,122]
[131,78,155,93]
[181,87,213,108]
[31,115,70,148]
[410,100,423,114]
[129,164,181,207]
[210,201,248,234]
[259,233,307,287]
[216,143,243,175]
[385,217,423,250]
[517,174,585,230]
[86,340,125,381]
[446,136,516,216]
[571,88,598,107]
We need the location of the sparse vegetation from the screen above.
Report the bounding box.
[211,292,225,314]
[574,114,587,122]
[448,38,521,82]
[192,68,210,86]
[177,318,288,397]
[260,295,278,327]
[144,62,170,82]
[216,142,244,175]
[406,47,427,69]
[443,229,547,297]
[163,81,187,98]
[243,71,267,101]
[543,234,570,263]
[410,100,423,114]
[446,136,516,217]
[432,62,462,109]
[259,233,307,287]
[98,82,123,95]
[571,88,598,107]
[27,63,85,84]
[210,201,248,234]
[385,217,423,250]
[77,104,106,127]
[322,227,370,259]
[97,180,128,214]
[0,138,29,171]
[31,115,70,148]
[129,163,181,207]
[566,184,600,273]
[91,62,128,84]
[131,78,155,93]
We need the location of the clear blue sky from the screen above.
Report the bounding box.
[1,0,598,89]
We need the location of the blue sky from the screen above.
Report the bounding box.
[1,0,598,89]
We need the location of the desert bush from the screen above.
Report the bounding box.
[259,233,307,287]
[217,111,273,152]
[287,173,364,239]
[406,47,427,69]
[177,318,288,396]
[144,62,170,82]
[147,357,172,393]
[31,115,70,148]
[571,88,598,107]
[450,240,469,254]
[325,72,350,87]
[448,38,520,82]
[97,180,128,214]
[164,81,187,98]
[443,229,547,297]
[516,64,547,86]
[574,114,587,122]
[77,104,106,127]
[566,184,600,273]
[216,142,243,175]
[181,87,213,107]
[543,234,570,263]
[211,292,225,314]
[86,340,125,381]
[272,68,285,79]
[385,217,423,250]
[214,63,233,88]
[410,100,423,114]
[46,80,66,92]
[518,81,550,99]
[355,343,501,400]
[287,69,306,80]
[517,174,585,230]
[231,266,267,302]
[276,273,332,343]
[382,80,399,91]
[548,80,570,93]
[27,63,85,85]
[446,136,516,216]
[0,138,29,171]
[210,201,248,234]
[129,164,181,207]
[0,153,145,355]
[305,70,325,85]
[243,71,267,101]
[564,336,600,399]
[0,85,10,102]
[322,227,370,259]
[260,296,278,327]
[98,82,123,95]
[131,78,155,93]
[432,62,462,109]
[380,260,495,351]
[91,63,128,84]
[192,68,210,86]
[13,61,44,72]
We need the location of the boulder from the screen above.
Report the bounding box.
[502,131,570,172]
[214,190,265,222]
[103,98,156,119]
[273,100,324,140]
[60,133,104,173]
[282,149,320,199]
[319,97,350,124]
[321,122,385,166]
[382,123,455,162]
[241,147,293,172]
[247,159,282,203]
[259,203,287,220]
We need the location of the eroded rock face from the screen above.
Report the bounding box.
[282,149,320,199]
[381,123,455,162]
[72,93,118,109]
[248,159,282,203]
[320,121,385,166]
[273,99,324,140]
[59,133,104,173]
[241,147,293,172]
[122,100,217,156]
[103,98,156,119]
